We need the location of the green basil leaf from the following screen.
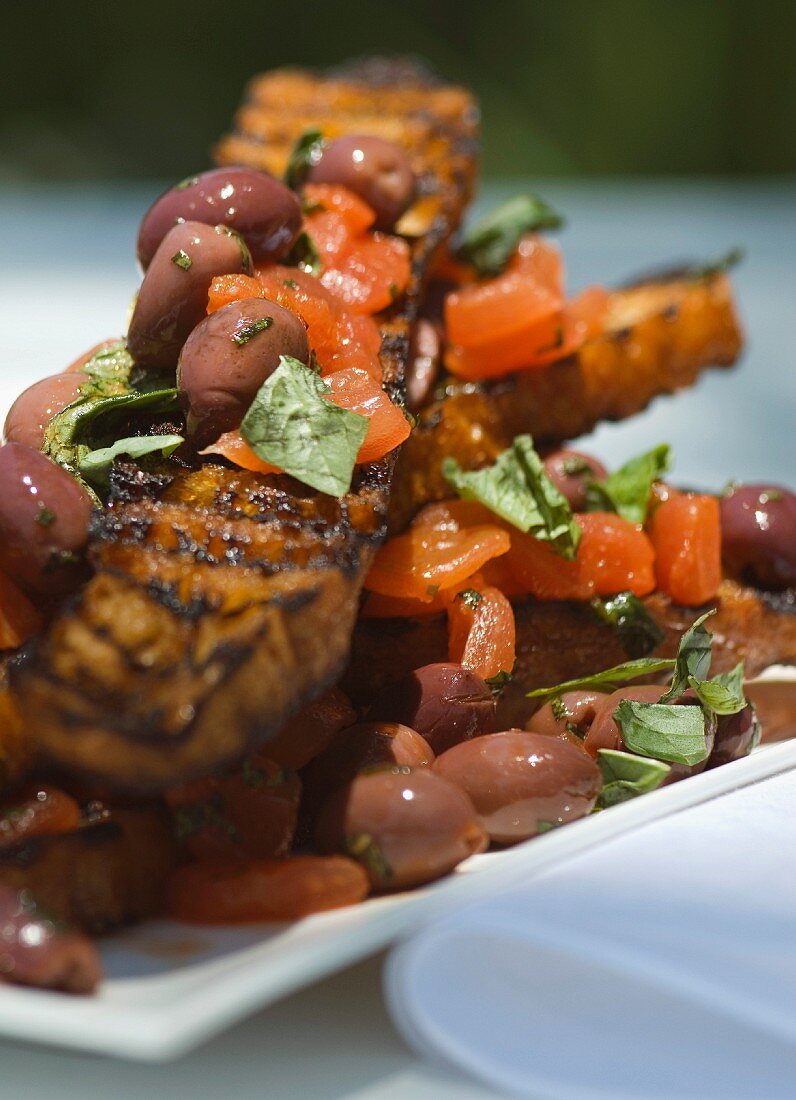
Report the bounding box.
[585,444,670,524]
[456,194,564,277]
[284,129,325,190]
[443,434,581,559]
[614,700,708,766]
[527,656,675,702]
[79,434,184,489]
[284,229,322,276]
[596,748,671,807]
[687,662,747,716]
[240,355,368,497]
[79,340,135,392]
[686,247,744,283]
[658,610,715,703]
[590,592,664,659]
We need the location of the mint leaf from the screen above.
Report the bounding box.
[527,656,675,702]
[590,592,664,659]
[80,434,184,489]
[596,749,670,807]
[240,356,368,497]
[285,129,325,190]
[586,444,670,524]
[614,700,708,766]
[659,610,715,703]
[688,662,746,716]
[443,434,581,559]
[456,194,564,277]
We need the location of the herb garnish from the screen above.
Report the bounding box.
[171,249,192,271]
[79,434,184,490]
[658,611,715,702]
[284,129,325,190]
[443,435,582,559]
[585,444,670,525]
[596,749,670,808]
[486,670,512,694]
[35,506,56,527]
[590,592,664,659]
[345,832,392,883]
[527,656,676,702]
[457,588,483,609]
[614,700,708,766]
[456,194,564,277]
[232,316,273,347]
[686,247,744,283]
[240,355,368,497]
[174,175,198,191]
[284,229,322,276]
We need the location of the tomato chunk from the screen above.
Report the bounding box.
[200,431,281,475]
[522,285,610,368]
[207,273,263,314]
[167,855,369,923]
[576,512,656,597]
[303,184,376,235]
[648,491,722,606]
[0,785,81,848]
[326,367,410,463]
[447,581,516,681]
[0,570,43,650]
[365,524,510,602]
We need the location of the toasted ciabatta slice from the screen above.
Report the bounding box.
[11,60,479,795]
[390,272,742,528]
[344,580,796,728]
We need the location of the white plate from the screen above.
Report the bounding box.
[0,738,794,1061]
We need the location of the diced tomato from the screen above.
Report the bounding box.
[0,570,43,650]
[167,855,369,923]
[447,581,516,681]
[166,752,301,863]
[445,268,562,351]
[207,273,264,314]
[303,183,376,235]
[412,498,498,534]
[502,512,655,600]
[365,523,510,602]
[200,431,281,475]
[576,512,656,597]
[509,234,565,296]
[325,367,410,463]
[0,785,81,848]
[521,285,609,368]
[320,233,411,315]
[648,491,722,606]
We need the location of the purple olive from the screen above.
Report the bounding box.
[307,135,416,231]
[136,167,302,270]
[374,662,497,755]
[434,730,602,844]
[4,373,84,450]
[708,702,761,768]
[542,449,608,511]
[406,319,441,412]
[315,767,487,890]
[0,443,94,595]
[720,484,796,590]
[177,298,309,447]
[128,221,252,371]
[0,885,101,994]
[302,721,434,812]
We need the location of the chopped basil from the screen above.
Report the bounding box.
[561,454,595,477]
[457,588,483,609]
[614,700,708,766]
[527,656,675,702]
[659,610,715,703]
[585,444,670,524]
[345,832,392,883]
[486,670,512,694]
[687,662,747,716]
[284,229,322,276]
[79,434,184,489]
[174,175,198,191]
[35,506,56,527]
[283,277,299,290]
[285,129,325,190]
[231,315,273,347]
[536,820,563,834]
[79,341,135,391]
[216,226,254,275]
[443,435,581,559]
[240,355,368,497]
[456,194,564,277]
[590,592,664,658]
[686,247,744,283]
[550,696,568,722]
[596,749,671,807]
[171,249,192,271]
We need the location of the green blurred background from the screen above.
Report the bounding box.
[2,0,795,181]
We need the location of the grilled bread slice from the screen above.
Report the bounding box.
[11,61,479,794]
[390,272,742,527]
[344,580,796,728]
